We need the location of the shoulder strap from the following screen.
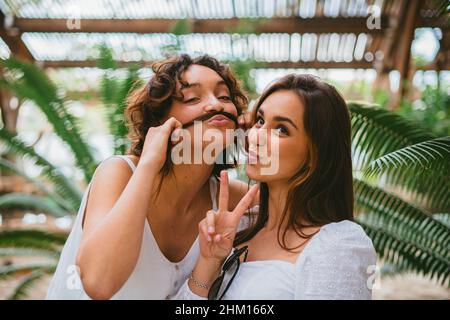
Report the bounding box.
[115,155,137,172]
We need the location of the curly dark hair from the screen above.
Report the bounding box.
[125,54,248,178]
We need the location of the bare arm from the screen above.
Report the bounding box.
[76,118,182,300]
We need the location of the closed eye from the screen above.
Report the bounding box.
[183,97,199,104]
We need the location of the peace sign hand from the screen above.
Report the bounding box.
[198,171,259,261]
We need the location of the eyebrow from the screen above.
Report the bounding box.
[257,108,298,130]
[180,80,227,91]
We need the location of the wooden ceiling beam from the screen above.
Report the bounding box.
[38,59,374,69]
[13,17,391,34]
[0,12,34,61]
[38,59,449,70]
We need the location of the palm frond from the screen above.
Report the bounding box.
[433,213,450,228]
[359,221,449,286]
[362,136,450,212]
[0,229,67,252]
[0,262,55,280]
[0,193,68,217]
[375,163,449,213]
[0,157,75,213]
[8,270,47,300]
[0,247,60,260]
[103,69,140,155]
[0,58,97,182]
[364,136,450,177]
[349,102,436,170]
[97,44,118,71]
[0,128,83,211]
[98,46,140,154]
[354,179,450,259]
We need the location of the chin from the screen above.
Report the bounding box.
[246,163,294,184]
[246,164,272,182]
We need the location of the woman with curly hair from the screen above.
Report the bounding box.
[46,54,258,300]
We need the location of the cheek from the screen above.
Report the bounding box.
[167,103,203,124]
[224,103,238,116]
[277,139,308,175]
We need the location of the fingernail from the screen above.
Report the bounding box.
[208,226,214,233]
[207,235,212,242]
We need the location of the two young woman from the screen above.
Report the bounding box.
[47,54,376,300]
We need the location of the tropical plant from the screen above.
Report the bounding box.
[0,48,141,298]
[349,102,449,285]
[0,59,97,182]
[97,44,142,155]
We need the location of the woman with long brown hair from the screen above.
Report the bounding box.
[46,54,258,300]
[175,74,377,300]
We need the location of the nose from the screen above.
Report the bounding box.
[204,96,224,113]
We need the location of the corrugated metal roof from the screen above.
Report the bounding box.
[0,0,385,19]
[0,36,10,58]
[21,31,375,63]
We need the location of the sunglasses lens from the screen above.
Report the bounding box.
[208,277,223,300]
[208,246,248,300]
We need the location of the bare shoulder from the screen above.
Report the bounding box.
[228,178,260,210]
[93,156,135,181]
[82,156,135,231]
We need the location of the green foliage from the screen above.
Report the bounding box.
[397,85,450,137]
[348,102,435,170]
[0,48,144,299]
[0,193,67,217]
[97,44,142,155]
[8,270,47,300]
[350,102,449,285]
[0,58,97,182]
[0,129,83,212]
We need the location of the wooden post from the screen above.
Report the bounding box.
[0,11,33,133]
[392,0,422,109]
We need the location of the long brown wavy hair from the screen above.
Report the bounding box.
[125,54,248,179]
[235,74,354,251]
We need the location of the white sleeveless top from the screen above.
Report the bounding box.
[46,155,221,300]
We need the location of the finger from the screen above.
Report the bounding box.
[244,112,252,127]
[238,112,252,130]
[238,115,245,128]
[218,170,229,212]
[199,220,212,242]
[213,234,221,243]
[215,233,234,252]
[206,210,216,235]
[232,184,259,222]
[170,128,184,145]
[164,117,182,133]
